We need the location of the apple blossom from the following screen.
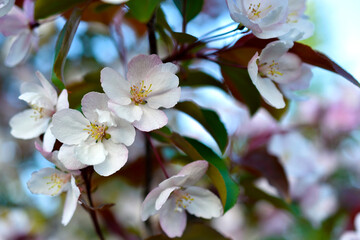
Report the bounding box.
[340,213,360,240]
[101,0,128,4]
[101,54,181,132]
[51,92,136,176]
[9,71,69,152]
[248,40,312,108]
[0,0,38,66]
[141,160,223,238]
[0,0,14,17]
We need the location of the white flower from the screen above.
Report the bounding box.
[101,0,128,4]
[101,54,181,132]
[141,160,223,238]
[0,0,37,66]
[9,71,69,152]
[340,213,360,240]
[248,40,312,108]
[226,0,289,39]
[27,150,80,226]
[51,92,136,176]
[0,0,15,17]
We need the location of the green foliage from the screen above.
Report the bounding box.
[174,0,204,23]
[175,101,228,153]
[34,0,87,19]
[126,0,162,23]
[172,32,198,44]
[179,70,226,91]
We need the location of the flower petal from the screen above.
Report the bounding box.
[340,232,360,240]
[58,145,87,170]
[5,30,32,67]
[155,186,180,210]
[23,0,34,22]
[108,101,142,123]
[100,67,131,105]
[0,5,27,34]
[107,119,135,146]
[61,176,80,226]
[81,92,109,122]
[159,197,187,238]
[254,76,285,109]
[9,109,50,139]
[132,105,168,132]
[177,160,208,186]
[27,168,69,196]
[144,65,179,95]
[43,124,56,152]
[56,89,69,111]
[259,40,293,64]
[93,141,128,176]
[147,87,181,109]
[141,186,163,221]
[101,0,128,3]
[51,109,89,145]
[126,54,162,83]
[184,186,223,219]
[35,71,58,106]
[75,141,107,165]
[158,175,189,189]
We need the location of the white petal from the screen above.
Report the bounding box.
[27,168,70,196]
[272,53,302,84]
[5,30,32,67]
[147,87,181,109]
[61,176,80,226]
[126,54,162,83]
[254,76,285,109]
[23,0,35,22]
[132,105,168,132]
[100,67,131,105]
[93,141,128,176]
[43,124,56,152]
[184,186,223,219]
[108,101,142,123]
[51,109,89,145]
[155,187,180,210]
[9,109,50,139]
[340,232,360,240]
[56,89,69,111]
[75,141,107,165]
[101,0,128,3]
[159,197,187,238]
[177,160,208,186]
[81,92,109,122]
[35,71,57,106]
[107,119,135,146]
[144,66,179,95]
[0,5,27,35]
[259,40,293,65]
[355,213,360,233]
[0,0,15,17]
[158,175,189,189]
[141,186,163,221]
[58,145,87,170]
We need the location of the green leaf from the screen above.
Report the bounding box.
[174,0,204,22]
[172,32,198,44]
[146,223,230,240]
[52,8,82,90]
[35,0,87,20]
[179,70,226,92]
[126,0,162,23]
[175,101,228,153]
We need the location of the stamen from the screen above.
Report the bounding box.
[174,192,194,212]
[30,105,44,121]
[130,80,153,105]
[43,173,69,196]
[83,121,110,143]
[247,3,272,20]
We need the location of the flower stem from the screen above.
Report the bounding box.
[81,168,105,240]
[145,133,170,178]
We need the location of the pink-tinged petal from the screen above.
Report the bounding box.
[27,168,69,196]
[355,213,360,233]
[159,198,187,238]
[61,176,80,226]
[51,109,89,145]
[101,0,128,3]
[0,15,27,36]
[107,119,135,146]
[94,141,128,176]
[158,175,189,189]
[184,186,223,219]
[100,67,131,104]
[10,109,50,139]
[108,101,142,123]
[0,0,15,17]
[155,187,180,210]
[145,67,179,95]
[141,186,163,221]
[34,141,52,160]
[126,54,162,83]
[281,65,312,100]
[271,53,302,84]
[257,3,287,28]
[226,0,262,33]
[43,124,56,152]
[56,89,69,111]
[58,145,87,170]
[81,92,109,121]
[340,232,360,240]
[177,160,208,186]
[259,40,293,64]
[36,71,58,106]
[75,141,107,165]
[23,0,34,22]
[147,87,181,109]
[5,30,32,67]
[132,105,168,132]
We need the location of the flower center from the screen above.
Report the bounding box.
[30,105,45,120]
[43,173,70,196]
[174,191,194,212]
[259,60,283,78]
[247,3,272,20]
[130,80,153,105]
[84,121,110,143]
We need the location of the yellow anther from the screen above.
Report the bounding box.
[130,80,153,105]
[30,105,44,120]
[267,60,283,77]
[247,3,272,20]
[83,121,109,142]
[43,173,68,196]
[174,192,194,211]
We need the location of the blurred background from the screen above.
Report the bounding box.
[0,0,360,239]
